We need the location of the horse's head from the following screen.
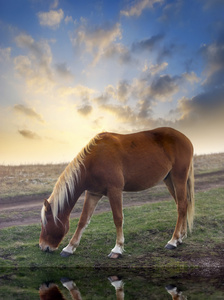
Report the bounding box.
[39,199,69,252]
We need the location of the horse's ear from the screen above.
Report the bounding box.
[44,199,51,212]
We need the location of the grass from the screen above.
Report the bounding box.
[0,187,224,299]
[0,163,67,199]
[0,187,223,270]
[0,153,224,299]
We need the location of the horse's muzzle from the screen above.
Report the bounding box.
[39,243,54,253]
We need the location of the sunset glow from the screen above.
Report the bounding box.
[0,0,224,164]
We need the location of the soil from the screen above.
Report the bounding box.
[0,169,224,229]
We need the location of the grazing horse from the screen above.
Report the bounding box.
[39,127,194,259]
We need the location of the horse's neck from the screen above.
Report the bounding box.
[62,174,85,215]
[50,167,86,219]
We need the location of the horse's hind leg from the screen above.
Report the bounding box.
[165,174,188,250]
[164,173,177,204]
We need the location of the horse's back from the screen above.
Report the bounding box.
[98,127,193,161]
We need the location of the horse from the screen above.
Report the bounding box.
[39,127,194,259]
[39,277,124,300]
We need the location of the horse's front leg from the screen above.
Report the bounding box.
[60,191,102,257]
[107,188,124,259]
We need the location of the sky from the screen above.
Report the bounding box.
[0,0,224,164]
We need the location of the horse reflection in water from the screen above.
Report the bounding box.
[39,278,187,300]
[39,277,124,300]
[39,128,194,258]
[166,285,187,300]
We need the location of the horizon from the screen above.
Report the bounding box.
[1,0,224,164]
[1,147,224,167]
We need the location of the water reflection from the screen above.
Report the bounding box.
[0,268,223,299]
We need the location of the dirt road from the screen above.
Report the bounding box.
[0,170,224,229]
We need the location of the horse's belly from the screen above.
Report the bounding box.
[123,167,168,192]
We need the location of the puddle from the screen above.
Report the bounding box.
[0,268,224,299]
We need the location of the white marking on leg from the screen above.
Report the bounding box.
[109,278,124,300]
[177,237,183,244]
[111,279,124,290]
[168,239,177,247]
[112,244,123,254]
[62,244,75,254]
[62,280,76,291]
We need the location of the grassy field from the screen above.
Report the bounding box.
[0,188,223,270]
[0,153,224,299]
[0,187,224,299]
[1,153,224,200]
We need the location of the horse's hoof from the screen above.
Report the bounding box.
[60,250,72,257]
[165,243,177,250]
[108,252,122,259]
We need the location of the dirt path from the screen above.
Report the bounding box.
[0,170,224,229]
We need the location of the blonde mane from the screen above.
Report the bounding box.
[41,134,102,225]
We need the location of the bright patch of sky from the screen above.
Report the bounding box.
[0,0,224,164]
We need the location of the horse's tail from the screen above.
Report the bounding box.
[187,159,195,233]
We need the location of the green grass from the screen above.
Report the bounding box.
[0,187,223,270]
[0,187,224,299]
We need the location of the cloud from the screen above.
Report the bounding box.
[50,0,59,9]
[159,0,183,22]
[100,103,137,123]
[92,67,201,131]
[103,43,134,64]
[117,81,131,103]
[18,129,41,140]
[121,0,164,17]
[157,42,180,63]
[200,39,224,89]
[15,34,43,58]
[182,72,200,84]
[178,86,224,122]
[150,74,180,99]
[171,38,224,132]
[65,15,74,24]
[132,34,164,52]
[13,104,45,123]
[106,81,131,103]
[37,9,64,28]
[77,104,92,116]
[54,62,74,81]
[14,34,54,91]
[0,47,11,61]
[201,0,224,10]
[72,22,122,65]
[58,84,97,98]
[143,61,168,74]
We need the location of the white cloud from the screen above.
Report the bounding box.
[64,15,74,24]
[182,71,200,84]
[58,84,97,98]
[14,34,54,92]
[0,47,11,61]
[121,0,164,17]
[13,104,45,123]
[72,22,122,65]
[143,61,168,74]
[50,0,59,9]
[37,9,64,28]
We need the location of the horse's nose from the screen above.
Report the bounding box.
[39,244,50,252]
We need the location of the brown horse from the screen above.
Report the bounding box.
[39,127,194,259]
